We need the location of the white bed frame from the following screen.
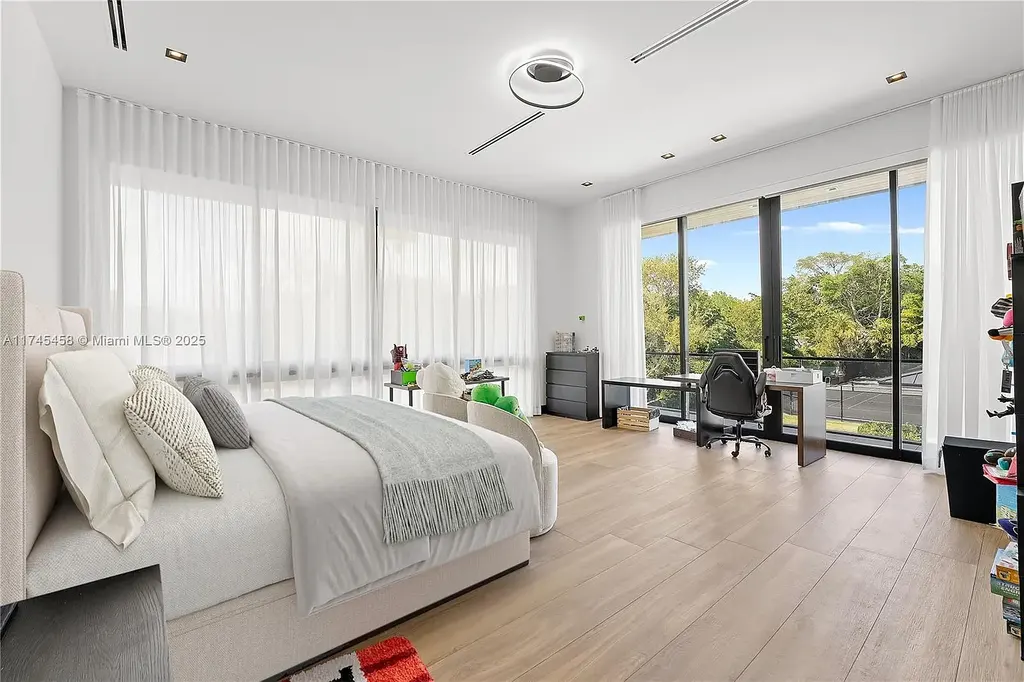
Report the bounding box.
[0,270,530,681]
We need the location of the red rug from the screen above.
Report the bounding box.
[284,637,433,682]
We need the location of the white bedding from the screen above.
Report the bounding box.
[26,399,539,621]
[26,447,292,620]
[244,400,540,616]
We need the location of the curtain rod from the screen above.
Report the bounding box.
[75,88,535,205]
[616,67,1024,200]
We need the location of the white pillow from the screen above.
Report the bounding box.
[38,349,156,549]
[129,364,177,389]
[124,381,224,498]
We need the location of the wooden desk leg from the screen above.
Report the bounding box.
[389,387,394,402]
[797,382,828,466]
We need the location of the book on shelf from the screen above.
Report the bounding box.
[1009,619,1021,639]
[1004,596,1021,625]
[991,546,1020,599]
[994,542,1019,585]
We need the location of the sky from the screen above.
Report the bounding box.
[642,183,926,298]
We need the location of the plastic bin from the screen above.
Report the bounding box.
[941,436,1004,524]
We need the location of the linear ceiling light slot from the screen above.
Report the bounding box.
[630,0,749,64]
[468,112,545,155]
[108,0,127,51]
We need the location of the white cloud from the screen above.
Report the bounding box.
[803,221,867,233]
[694,258,717,269]
[899,226,925,235]
[781,225,793,232]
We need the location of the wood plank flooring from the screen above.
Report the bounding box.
[352,416,1023,681]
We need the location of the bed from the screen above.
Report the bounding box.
[0,271,538,681]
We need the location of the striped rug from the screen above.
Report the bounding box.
[285,637,432,682]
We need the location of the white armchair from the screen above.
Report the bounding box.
[467,402,557,537]
[422,393,468,422]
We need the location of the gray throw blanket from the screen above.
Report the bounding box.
[270,396,513,544]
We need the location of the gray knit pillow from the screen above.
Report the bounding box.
[182,376,251,449]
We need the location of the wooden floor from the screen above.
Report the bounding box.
[358,416,1022,681]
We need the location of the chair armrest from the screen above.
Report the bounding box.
[754,371,767,397]
[467,402,544,487]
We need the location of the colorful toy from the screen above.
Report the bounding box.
[471,383,501,405]
[390,344,407,371]
[471,385,529,423]
[416,362,466,397]
[495,395,529,423]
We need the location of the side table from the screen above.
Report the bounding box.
[0,565,171,682]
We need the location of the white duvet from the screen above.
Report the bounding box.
[243,401,539,615]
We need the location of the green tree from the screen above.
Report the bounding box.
[642,250,924,381]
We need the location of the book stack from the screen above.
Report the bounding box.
[991,542,1020,638]
[617,407,661,432]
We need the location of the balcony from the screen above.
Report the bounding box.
[643,352,922,449]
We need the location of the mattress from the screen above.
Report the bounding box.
[26,447,293,620]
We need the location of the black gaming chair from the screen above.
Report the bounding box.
[699,351,773,458]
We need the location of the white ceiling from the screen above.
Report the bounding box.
[30,1,1024,206]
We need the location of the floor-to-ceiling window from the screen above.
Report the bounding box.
[684,201,762,375]
[639,161,926,459]
[642,219,682,414]
[779,171,896,443]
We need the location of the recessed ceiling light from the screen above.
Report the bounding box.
[885,71,907,84]
[165,48,187,63]
[711,134,727,143]
[581,182,593,187]
[661,153,675,160]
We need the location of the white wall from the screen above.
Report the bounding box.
[536,201,602,351]
[1,3,63,304]
[641,103,930,224]
[554,104,933,377]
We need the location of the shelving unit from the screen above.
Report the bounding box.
[1012,181,1024,659]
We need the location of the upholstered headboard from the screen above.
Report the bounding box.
[0,270,92,604]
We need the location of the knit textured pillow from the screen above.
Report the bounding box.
[182,376,251,449]
[124,381,223,498]
[130,365,177,389]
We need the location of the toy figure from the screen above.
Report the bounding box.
[391,344,407,371]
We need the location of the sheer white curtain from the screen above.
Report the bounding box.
[599,189,646,404]
[378,167,539,414]
[78,91,378,400]
[922,71,1024,471]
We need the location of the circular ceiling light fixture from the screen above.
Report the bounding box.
[509,54,584,110]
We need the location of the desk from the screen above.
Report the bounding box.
[766,381,827,467]
[601,377,698,429]
[386,376,509,407]
[664,375,827,467]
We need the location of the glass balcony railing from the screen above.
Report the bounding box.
[645,352,922,447]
